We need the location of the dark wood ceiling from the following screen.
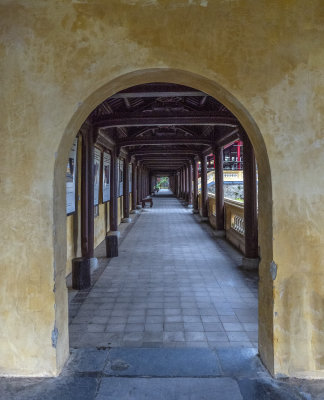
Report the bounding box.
[90,83,241,175]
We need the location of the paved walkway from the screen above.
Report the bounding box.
[2,192,323,399]
[69,191,258,349]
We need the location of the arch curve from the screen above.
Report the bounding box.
[54,68,274,373]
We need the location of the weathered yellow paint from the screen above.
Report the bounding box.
[119,196,124,224]
[66,215,74,276]
[0,0,323,378]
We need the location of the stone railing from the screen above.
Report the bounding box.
[199,193,245,253]
[223,198,245,253]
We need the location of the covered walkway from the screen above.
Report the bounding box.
[2,194,320,399]
[69,191,258,349]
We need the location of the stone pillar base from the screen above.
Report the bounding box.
[213,230,225,238]
[122,217,132,223]
[72,257,91,290]
[106,231,120,258]
[136,204,142,209]
[193,209,199,214]
[200,216,209,222]
[130,209,140,214]
[242,257,259,270]
[187,204,193,208]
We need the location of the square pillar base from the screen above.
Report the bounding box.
[242,257,259,270]
[72,257,91,290]
[213,230,225,238]
[193,209,199,214]
[200,216,209,222]
[130,209,140,214]
[122,217,132,223]
[105,231,120,258]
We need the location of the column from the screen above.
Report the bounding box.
[242,135,259,269]
[193,159,199,213]
[131,162,137,213]
[143,168,146,198]
[184,164,189,203]
[178,169,181,198]
[214,147,225,236]
[149,173,153,194]
[105,148,119,258]
[200,154,208,221]
[142,168,146,198]
[187,162,193,208]
[72,124,96,289]
[122,158,131,222]
[137,163,142,207]
[145,169,148,197]
[181,167,185,199]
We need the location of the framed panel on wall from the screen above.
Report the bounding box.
[94,147,101,206]
[102,151,111,202]
[119,159,124,196]
[66,137,78,215]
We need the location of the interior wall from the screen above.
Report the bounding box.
[0,0,323,378]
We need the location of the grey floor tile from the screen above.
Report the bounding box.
[163,331,185,342]
[203,322,224,331]
[185,331,206,341]
[223,322,244,332]
[96,377,243,400]
[104,348,222,377]
[227,331,250,342]
[69,195,258,350]
[206,331,229,342]
[184,322,204,331]
[164,323,184,332]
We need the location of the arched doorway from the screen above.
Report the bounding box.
[55,68,274,375]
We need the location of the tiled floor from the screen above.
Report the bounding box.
[69,190,258,349]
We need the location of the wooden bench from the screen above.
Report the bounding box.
[141,197,153,208]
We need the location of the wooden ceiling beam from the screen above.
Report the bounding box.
[110,84,207,98]
[215,128,240,147]
[95,112,238,129]
[117,138,212,147]
[111,91,206,98]
[129,149,198,156]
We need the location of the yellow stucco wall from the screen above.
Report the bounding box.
[94,203,108,249]
[0,0,323,378]
[66,215,74,276]
[118,196,124,224]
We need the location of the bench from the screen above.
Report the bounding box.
[141,197,153,208]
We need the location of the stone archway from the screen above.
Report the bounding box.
[54,68,274,375]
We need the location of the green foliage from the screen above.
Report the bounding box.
[156,176,169,188]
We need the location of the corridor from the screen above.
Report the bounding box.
[2,194,321,400]
[69,191,258,349]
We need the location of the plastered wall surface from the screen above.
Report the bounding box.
[0,0,323,378]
